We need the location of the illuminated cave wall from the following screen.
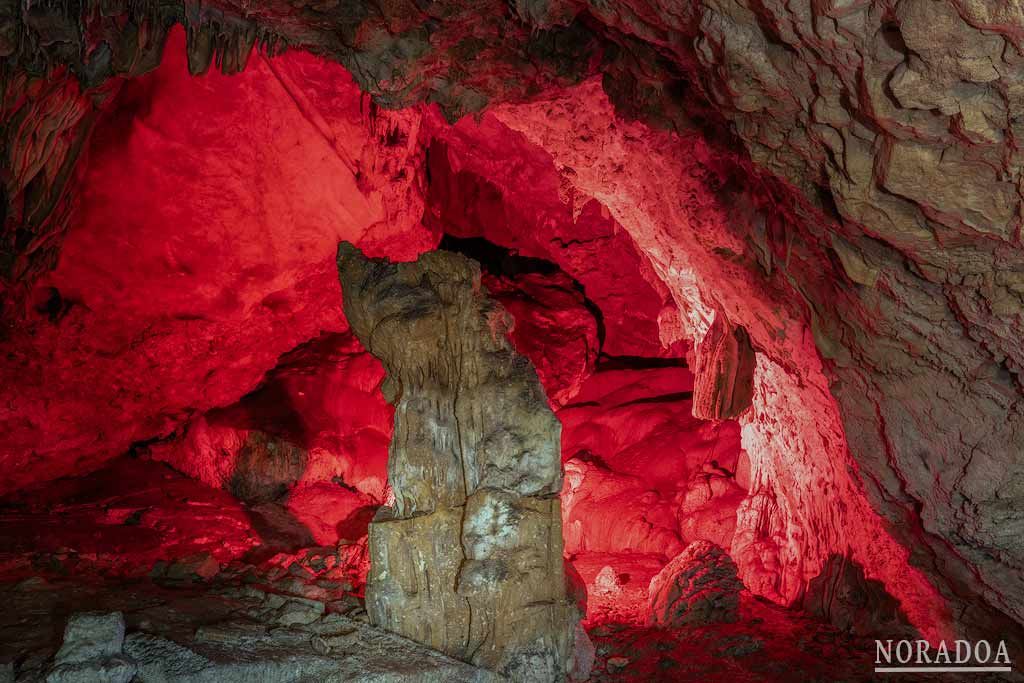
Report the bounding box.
[2,0,1024,658]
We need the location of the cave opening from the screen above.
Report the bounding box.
[3,5,1024,683]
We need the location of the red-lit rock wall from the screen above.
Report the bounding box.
[483,271,599,406]
[424,113,689,360]
[0,28,432,494]
[2,5,1022,648]
[0,45,933,634]
[148,331,393,546]
[488,83,952,639]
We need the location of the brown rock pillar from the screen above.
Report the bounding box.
[337,243,579,682]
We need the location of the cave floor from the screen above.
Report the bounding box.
[0,573,954,682]
[0,576,499,681]
[584,600,1016,682]
[587,595,876,682]
[0,457,991,682]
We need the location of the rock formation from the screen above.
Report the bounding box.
[647,541,744,628]
[3,0,1024,669]
[690,314,756,421]
[26,593,503,683]
[46,612,135,683]
[802,554,915,639]
[336,243,580,681]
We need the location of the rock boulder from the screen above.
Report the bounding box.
[648,541,744,627]
[46,612,135,683]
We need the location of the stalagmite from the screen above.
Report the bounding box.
[336,242,580,682]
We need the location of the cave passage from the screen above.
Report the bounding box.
[2,6,1023,683]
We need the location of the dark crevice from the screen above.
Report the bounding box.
[439,233,608,351]
[562,391,693,411]
[612,391,694,408]
[597,354,689,371]
[439,234,560,277]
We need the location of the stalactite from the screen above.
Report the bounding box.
[690,313,756,421]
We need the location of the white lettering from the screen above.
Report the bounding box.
[875,640,893,665]
[873,638,1014,672]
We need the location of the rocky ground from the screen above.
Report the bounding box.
[0,451,1013,681]
[587,596,915,683]
[0,575,952,682]
[0,577,497,682]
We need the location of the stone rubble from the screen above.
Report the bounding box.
[24,593,502,683]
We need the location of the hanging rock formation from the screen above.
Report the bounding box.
[690,314,757,421]
[336,242,580,682]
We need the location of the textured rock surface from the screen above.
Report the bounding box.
[6,581,499,683]
[669,0,1024,643]
[4,0,1024,649]
[425,116,690,360]
[147,330,394,547]
[556,365,746,560]
[648,541,744,628]
[337,243,578,680]
[0,574,900,683]
[0,0,598,323]
[690,314,756,421]
[0,458,260,579]
[586,592,884,682]
[802,554,915,639]
[46,612,135,683]
[483,270,599,407]
[121,612,502,682]
[0,27,430,494]
[489,85,955,641]
[0,453,383,602]
[479,264,752,631]
[562,457,683,559]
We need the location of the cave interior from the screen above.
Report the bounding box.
[1,2,1024,682]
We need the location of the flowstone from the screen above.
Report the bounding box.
[337,243,580,682]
